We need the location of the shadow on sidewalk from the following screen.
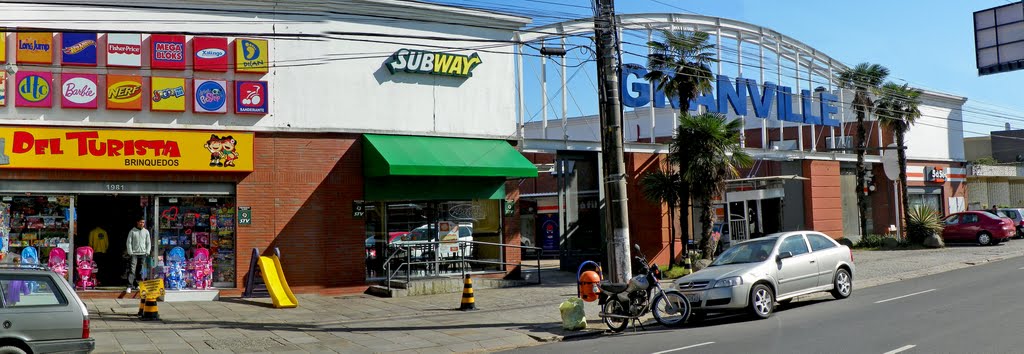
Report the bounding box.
[219,297,276,309]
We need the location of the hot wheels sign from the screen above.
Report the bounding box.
[234,81,267,114]
[194,79,227,114]
[60,32,97,66]
[193,37,228,72]
[150,34,186,70]
[106,33,142,67]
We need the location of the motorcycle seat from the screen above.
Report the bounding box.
[600,281,628,293]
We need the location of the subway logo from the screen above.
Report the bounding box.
[385,49,482,78]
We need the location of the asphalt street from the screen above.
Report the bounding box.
[504,254,1024,354]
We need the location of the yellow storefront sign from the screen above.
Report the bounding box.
[0,127,253,172]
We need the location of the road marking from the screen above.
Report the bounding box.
[875,289,936,304]
[651,342,715,354]
[884,344,916,354]
[1018,266,1024,270]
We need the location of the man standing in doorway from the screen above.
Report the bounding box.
[125,218,151,293]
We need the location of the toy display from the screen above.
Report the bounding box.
[5,197,71,266]
[158,197,236,288]
[190,247,213,289]
[165,247,188,290]
[75,246,98,290]
[48,247,68,279]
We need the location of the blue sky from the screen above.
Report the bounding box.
[436,0,1024,137]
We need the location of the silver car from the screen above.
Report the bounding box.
[673,231,855,320]
[0,265,94,353]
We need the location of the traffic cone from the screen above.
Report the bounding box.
[459,274,477,311]
[137,297,145,317]
[140,297,160,321]
[683,257,693,275]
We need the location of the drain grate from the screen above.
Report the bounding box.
[205,337,287,351]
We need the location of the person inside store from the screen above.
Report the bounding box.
[125,218,151,293]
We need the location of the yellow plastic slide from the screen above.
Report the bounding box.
[257,255,298,308]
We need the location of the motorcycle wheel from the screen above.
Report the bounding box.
[601,300,630,333]
[652,292,690,327]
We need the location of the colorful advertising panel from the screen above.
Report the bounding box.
[193,37,228,72]
[0,127,254,172]
[16,32,53,64]
[0,32,6,63]
[150,34,186,70]
[194,79,227,114]
[106,74,143,110]
[0,72,6,106]
[60,32,97,66]
[106,33,142,67]
[234,81,267,114]
[60,73,98,109]
[150,77,186,112]
[15,72,52,108]
[234,38,268,73]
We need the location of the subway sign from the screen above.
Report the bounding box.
[621,65,841,127]
[385,49,482,78]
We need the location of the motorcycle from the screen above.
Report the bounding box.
[597,244,690,332]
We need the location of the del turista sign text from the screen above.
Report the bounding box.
[621,65,842,127]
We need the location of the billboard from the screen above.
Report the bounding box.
[975,3,1024,75]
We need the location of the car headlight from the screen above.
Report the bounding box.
[714,276,743,288]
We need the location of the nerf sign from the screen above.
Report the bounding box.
[60,73,98,109]
[106,33,142,67]
[385,49,482,78]
[193,37,228,72]
[234,81,267,114]
[234,38,268,73]
[61,32,97,66]
[16,32,53,64]
[15,72,52,108]
[151,34,186,70]
[150,77,186,112]
[0,127,254,172]
[106,74,143,110]
[194,79,227,114]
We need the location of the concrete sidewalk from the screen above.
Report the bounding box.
[87,241,1024,354]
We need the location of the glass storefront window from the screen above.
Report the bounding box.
[365,199,503,279]
[1,196,72,273]
[157,197,236,288]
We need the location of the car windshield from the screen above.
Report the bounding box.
[710,238,777,266]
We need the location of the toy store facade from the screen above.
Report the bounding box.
[0,0,533,296]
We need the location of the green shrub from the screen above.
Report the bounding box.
[907,205,943,244]
[661,265,689,279]
[855,234,887,249]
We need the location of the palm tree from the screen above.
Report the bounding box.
[677,112,754,259]
[836,63,889,239]
[640,167,680,268]
[875,82,923,241]
[645,29,716,255]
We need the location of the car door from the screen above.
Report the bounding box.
[806,233,841,286]
[942,214,961,241]
[775,234,817,297]
[0,273,81,341]
[960,213,980,241]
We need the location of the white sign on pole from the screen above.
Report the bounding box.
[882,143,900,181]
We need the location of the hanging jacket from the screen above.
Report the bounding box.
[126,227,151,256]
[88,227,109,253]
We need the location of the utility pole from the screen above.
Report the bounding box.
[593,0,632,283]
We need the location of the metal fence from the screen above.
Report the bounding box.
[381,240,543,291]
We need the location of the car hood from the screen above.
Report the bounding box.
[676,263,757,283]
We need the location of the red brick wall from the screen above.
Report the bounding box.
[503,182,522,275]
[625,153,681,265]
[802,160,843,239]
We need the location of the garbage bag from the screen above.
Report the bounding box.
[559,297,587,330]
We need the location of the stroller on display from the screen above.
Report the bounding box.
[21,247,39,292]
[75,246,98,290]
[165,247,187,290]
[190,247,213,289]
[47,248,68,280]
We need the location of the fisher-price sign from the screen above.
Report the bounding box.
[234,81,267,114]
[106,33,142,68]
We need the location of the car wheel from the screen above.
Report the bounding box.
[831,268,853,299]
[749,284,774,319]
[977,232,993,246]
[0,345,27,354]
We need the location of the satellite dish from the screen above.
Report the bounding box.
[882,143,899,181]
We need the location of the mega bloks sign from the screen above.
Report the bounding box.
[151,34,186,70]
[0,127,254,172]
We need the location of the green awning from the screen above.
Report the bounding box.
[362,134,538,178]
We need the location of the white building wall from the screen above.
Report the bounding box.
[0,0,527,139]
[904,92,967,162]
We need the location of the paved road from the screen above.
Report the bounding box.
[504,254,1024,354]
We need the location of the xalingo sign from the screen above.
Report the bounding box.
[385,49,482,78]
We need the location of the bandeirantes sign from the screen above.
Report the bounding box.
[621,64,841,127]
[0,127,254,172]
[385,49,482,78]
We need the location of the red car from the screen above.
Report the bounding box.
[941,211,1015,246]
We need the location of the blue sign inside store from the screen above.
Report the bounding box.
[620,64,841,127]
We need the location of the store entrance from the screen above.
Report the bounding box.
[75,195,145,289]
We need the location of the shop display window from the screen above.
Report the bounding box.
[157,197,236,288]
[1,196,72,270]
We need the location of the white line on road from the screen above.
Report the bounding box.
[651,342,715,354]
[1018,266,1024,270]
[875,289,936,304]
[884,344,916,354]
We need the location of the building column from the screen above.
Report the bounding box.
[802,160,844,239]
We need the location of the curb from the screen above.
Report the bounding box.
[526,328,604,343]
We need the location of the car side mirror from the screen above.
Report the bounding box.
[777,251,794,261]
[633,244,641,253]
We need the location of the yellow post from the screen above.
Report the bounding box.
[459,274,476,311]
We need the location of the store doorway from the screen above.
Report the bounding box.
[75,195,145,289]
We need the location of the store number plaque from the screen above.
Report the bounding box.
[238,207,252,225]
